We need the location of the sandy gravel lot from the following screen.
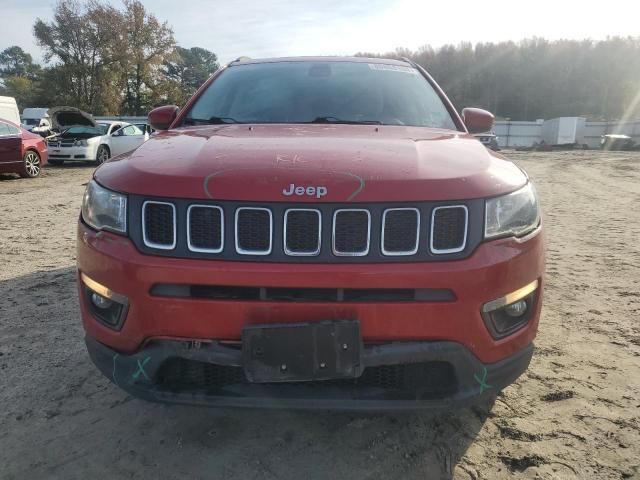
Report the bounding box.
[1,151,639,479]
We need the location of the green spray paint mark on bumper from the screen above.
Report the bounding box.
[473,366,492,394]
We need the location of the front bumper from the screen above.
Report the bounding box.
[86,335,533,410]
[77,222,544,364]
[48,145,95,160]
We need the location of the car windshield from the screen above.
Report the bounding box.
[22,118,39,126]
[184,61,458,129]
[61,126,106,137]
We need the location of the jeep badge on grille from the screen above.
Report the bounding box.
[282,183,328,199]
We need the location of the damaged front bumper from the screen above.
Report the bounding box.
[87,335,533,411]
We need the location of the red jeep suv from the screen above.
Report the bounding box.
[77,57,544,410]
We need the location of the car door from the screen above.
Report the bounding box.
[109,125,147,156]
[0,121,23,167]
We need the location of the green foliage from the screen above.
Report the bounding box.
[32,0,124,114]
[14,0,219,115]
[357,37,640,121]
[163,47,219,105]
[117,0,177,115]
[0,46,41,79]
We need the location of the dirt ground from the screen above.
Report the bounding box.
[1,151,639,480]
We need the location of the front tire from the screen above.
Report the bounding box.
[20,151,41,178]
[95,145,110,165]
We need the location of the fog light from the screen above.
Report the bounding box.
[80,272,129,330]
[481,280,539,339]
[504,299,527,317]
[91,292,113,309]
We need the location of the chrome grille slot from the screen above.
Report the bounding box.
[284,209,321,256]
[235,207,272,255]
[332,209,371,256]
[132,196,479,262]
[142,201,176,250]
[187,205,223,253]
[381,208,420,255]
[430,206,468,254]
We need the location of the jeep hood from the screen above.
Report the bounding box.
[48,106,96,131]
[95,124,527,202]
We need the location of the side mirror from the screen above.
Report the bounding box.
[148,105,179,131]
[461,108,494,134]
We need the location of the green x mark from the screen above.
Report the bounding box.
[132,356,151,381]
[473,366,492,394]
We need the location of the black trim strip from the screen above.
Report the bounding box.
[150,284,456,303]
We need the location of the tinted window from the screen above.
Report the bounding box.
[6,124,20,135]
[185,61,457,129]
[0,123,9,136]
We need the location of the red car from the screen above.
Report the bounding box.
[0,118,48,178]
[78,57,544,410]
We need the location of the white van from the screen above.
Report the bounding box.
[0,96,21,126]
[21,107,50,131]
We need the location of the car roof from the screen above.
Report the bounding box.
[98,121,129,126]
[229,56,413,67]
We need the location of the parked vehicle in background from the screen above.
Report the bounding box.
[600,134,636,151]
[46,107,149,165]
[78,57,544,410]
[21,108,49,128]
[0,96,21,126]
[474,131,500,150]
[0,118,48,178]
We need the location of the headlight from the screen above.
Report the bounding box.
[485,183,539,239]
[81,180,127,234]
[75,139,88,146]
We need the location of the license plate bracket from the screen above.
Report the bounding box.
[242,321,362,383]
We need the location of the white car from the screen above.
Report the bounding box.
[46,107,149,165]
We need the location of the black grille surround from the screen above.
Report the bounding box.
[128,196,484,263]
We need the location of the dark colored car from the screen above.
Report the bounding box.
[0,118,48,178]
[78,57,544,410]
[474,131,500,150]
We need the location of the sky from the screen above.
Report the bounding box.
[1,0,639,64]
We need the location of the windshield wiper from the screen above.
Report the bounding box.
[184,116,241,125]
[308,116,382,125]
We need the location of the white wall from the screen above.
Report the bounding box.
[494,119,640,148]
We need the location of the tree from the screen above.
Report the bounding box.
[162,46,219,104]
[0,46,44,108]
[356,37,640,121]
[0,46,41,80]
[118,0,176,115]
[33,0,122,114]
